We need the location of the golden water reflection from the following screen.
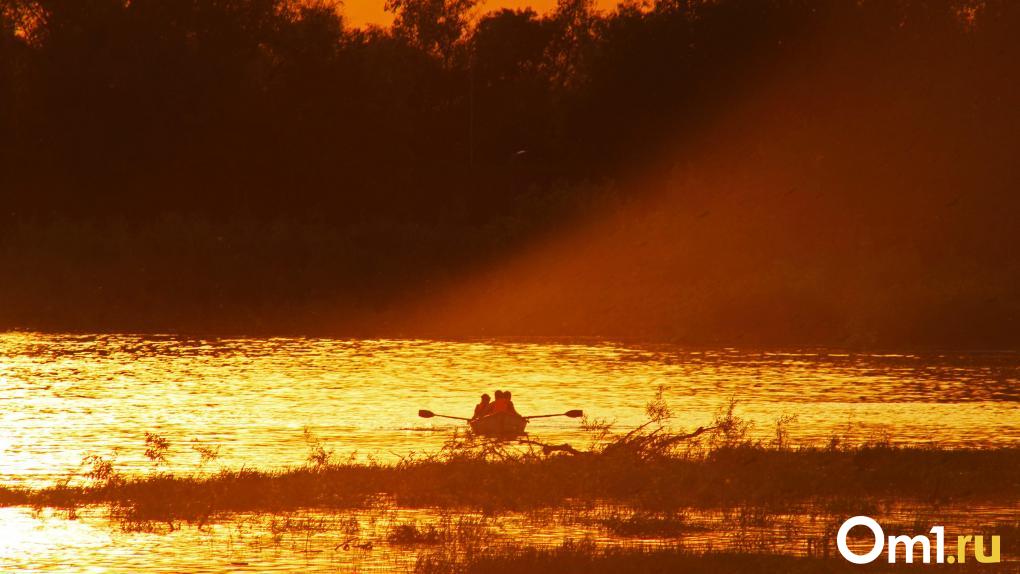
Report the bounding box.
[1,332,1018,487]
[0,503,1015,572]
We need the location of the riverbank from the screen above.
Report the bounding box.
[4,444,1016,523]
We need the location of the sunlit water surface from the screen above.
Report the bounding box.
[0,503,1015,572]
[1,332,1018,487]
[2,333,1019,571]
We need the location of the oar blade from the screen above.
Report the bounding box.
[418,409,435,418]
[565,409,584,418]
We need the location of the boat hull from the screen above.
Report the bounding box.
[469,412,528,436]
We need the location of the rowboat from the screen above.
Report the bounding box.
[469,411,528,436]
[417,408,581,438]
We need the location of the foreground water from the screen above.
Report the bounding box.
[1,332,1018,486]
[1,503,1016,572]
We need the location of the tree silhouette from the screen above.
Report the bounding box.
[385,0,477,62]
[0,0,1016,344]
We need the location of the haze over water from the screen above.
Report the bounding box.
[1,332,1017,487]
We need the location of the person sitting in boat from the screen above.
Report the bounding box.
[490,390,520,416]
[472,393,492,420]
[490,390,506,413]
[503,391,520,415]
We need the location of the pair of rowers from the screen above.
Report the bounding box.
[472,390,519,419]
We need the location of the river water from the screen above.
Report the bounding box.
[1,332,1018,486]
[0,503,1015,572]
[1,332,1018,571]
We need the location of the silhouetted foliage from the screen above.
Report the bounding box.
[0,0,1017,341]
[387,0,477,61]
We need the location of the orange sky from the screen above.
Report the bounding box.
[343,0,621,28]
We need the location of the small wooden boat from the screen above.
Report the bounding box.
[418,408,581,439]
[469,411,528,436]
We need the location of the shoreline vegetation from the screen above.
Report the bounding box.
[3,446,1011,517]
[4,445,1014,520]
[2,402,1017,522]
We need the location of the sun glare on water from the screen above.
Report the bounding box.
[0,332,1018,488]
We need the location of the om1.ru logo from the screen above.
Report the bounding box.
[837,516,1001,564]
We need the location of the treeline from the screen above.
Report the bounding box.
[4,0,1014,218]
[0,0,1017,336]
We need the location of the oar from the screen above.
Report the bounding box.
[525,409,584,420]
[418,409,471,422]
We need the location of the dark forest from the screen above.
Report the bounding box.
[1,0,1018,346]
